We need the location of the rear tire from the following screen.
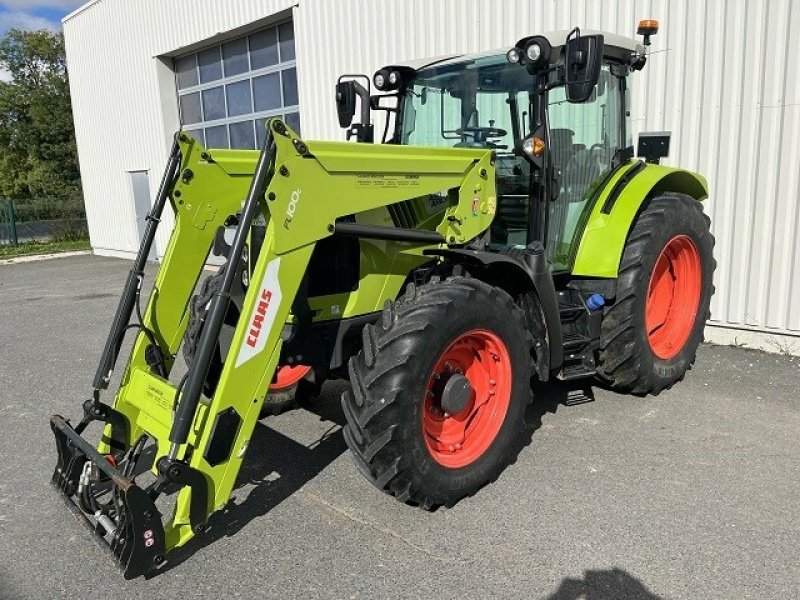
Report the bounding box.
[596,193,716,395]
[341,277,533,509]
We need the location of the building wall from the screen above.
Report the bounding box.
[63,0,297,260]
[64,0,800,352]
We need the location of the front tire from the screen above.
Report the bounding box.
[182,265,318,416]
[341,277,533,509]
[596,193,716,395]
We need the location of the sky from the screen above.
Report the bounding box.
[0,0,85,80]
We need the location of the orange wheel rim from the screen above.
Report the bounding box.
[422,329,512,468]
[645,235,702,359]
[269,365,311,391]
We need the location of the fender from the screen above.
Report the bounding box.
[572,162,709,278]
[425,248,563,371]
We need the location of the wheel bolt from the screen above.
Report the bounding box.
[444,363,451,371]
[489,379,496,386]
[448,445,456,452]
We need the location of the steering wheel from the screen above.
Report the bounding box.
[456,126,508,143]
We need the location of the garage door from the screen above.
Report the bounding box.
[174,20,300,149]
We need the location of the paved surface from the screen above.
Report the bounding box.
[0,254,798,599]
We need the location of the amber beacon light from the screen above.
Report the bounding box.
[637,19,659,46]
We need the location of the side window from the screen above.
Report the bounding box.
[546,67,624,270]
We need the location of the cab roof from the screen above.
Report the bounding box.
[385,29,644,73]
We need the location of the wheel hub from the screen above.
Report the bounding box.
[440,373,473,415]
[422,329,512,468]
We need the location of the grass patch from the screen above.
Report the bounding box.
[0,238,91,258]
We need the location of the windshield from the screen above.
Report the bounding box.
[400,53,531,150]
[399,52,629,270]
[400,53,536,248]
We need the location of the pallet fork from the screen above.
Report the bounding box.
[50,118,495,577]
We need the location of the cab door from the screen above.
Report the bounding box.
[545,67,629,271]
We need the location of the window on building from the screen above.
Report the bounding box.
[174,21,300,150]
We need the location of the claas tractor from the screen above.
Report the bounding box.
[50,23,715,577]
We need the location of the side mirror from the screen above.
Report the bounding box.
[564,33,604,103]
[335,76,374,142]
[335,81,357,128]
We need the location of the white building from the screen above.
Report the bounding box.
[63,0,800,354]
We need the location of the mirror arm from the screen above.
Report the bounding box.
[353,81,371,126]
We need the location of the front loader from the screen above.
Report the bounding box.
[51,22,715,577]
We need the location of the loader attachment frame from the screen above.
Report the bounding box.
[50,118,496,576]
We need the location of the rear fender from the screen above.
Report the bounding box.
[572,163,708,278]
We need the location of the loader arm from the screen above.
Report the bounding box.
[50,119,496,577]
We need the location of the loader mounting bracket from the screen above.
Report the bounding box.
[78,397,129,454]
[155,457,209,534]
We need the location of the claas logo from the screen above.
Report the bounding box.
[246,288,273,347]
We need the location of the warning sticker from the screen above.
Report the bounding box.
[356,174,421,189]
[145,384,173,413]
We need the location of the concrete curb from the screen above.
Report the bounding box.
[0,250,92,266]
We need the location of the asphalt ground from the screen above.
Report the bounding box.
[0,254,797,599]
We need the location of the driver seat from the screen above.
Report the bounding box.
[549,128,579,173]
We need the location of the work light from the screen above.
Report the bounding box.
[506,47,521,64]
[373,70,387,90]
[525,42,542,62]
[388,71,400,86]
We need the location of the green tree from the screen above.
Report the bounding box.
[0,28,83,217]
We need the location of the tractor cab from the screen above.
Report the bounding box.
[337,28,647,271]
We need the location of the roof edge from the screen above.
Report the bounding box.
[62,0,104,24]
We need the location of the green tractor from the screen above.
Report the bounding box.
[50,23,714,577]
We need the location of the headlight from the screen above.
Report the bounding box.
[506,47,521,64]
[525,42,542,62]
[373,71,386,90]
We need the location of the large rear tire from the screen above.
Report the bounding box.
[341,277,533,509]
[596,193,716,395]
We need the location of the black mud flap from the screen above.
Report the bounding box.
[50,414,166,579]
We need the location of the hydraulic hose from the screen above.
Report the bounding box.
[92,139,181,390]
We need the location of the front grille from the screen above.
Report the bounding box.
[388,200,418,229]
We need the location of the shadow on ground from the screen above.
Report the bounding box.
[155,378,598,575]
[155,396,348,575]
[545,567,664,599]
[528,378,596,431]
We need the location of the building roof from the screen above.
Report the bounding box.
[62,0,103,23]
